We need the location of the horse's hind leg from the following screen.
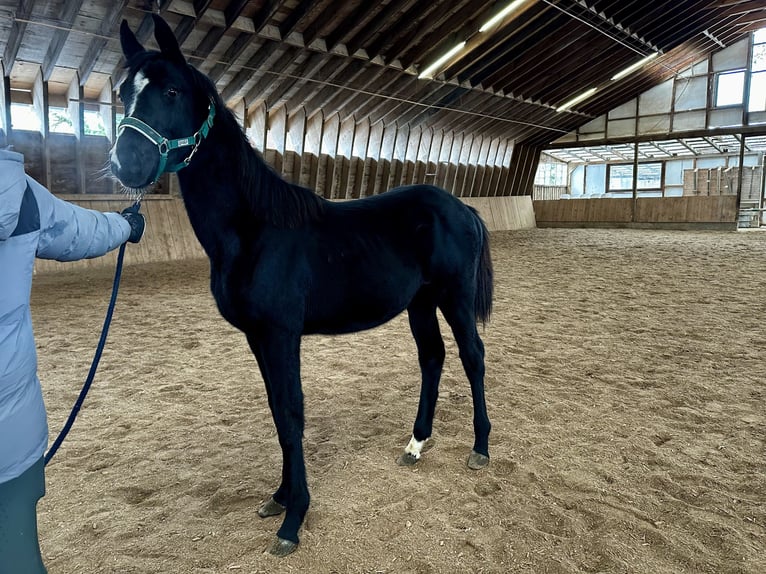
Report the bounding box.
[246,331,309,556]
[440,299,491,470]
[398,291,445,466]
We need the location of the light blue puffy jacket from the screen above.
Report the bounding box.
[0,148,131,483]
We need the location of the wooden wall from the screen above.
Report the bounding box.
[33,197,205,274]
[8,130,171,195]
[260,149,520,199]
[34,195,535,274]
[534,196,737,229]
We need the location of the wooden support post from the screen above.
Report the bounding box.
[735,134,746,215]
[632,142,639,222]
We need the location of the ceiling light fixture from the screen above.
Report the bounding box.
[418,41,467,79]
[556,87,598,112]
[479,0,533,33]
[611,52,659,81]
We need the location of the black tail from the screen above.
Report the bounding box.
[472,210,493,326]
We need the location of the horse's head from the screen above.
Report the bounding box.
[111,15,215,191]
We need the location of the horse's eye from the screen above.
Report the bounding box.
[166,87,178,98]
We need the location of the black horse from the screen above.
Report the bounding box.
[111,15,493,556]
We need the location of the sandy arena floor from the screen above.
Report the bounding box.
[30,228,765,573]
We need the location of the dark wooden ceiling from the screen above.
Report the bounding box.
[1,0,764,147]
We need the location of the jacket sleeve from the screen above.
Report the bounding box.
[0,152,26,241]
[30,177,132,261]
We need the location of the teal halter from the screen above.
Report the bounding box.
[117,100,216,184]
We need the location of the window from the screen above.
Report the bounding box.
[607,162,662,193]
[10,103,41,131]
[83,110,106,136]
[608,164,634,191]
[50,107,74,134]
[716,70,745,106]
[750,29,766,112]
[534,159,567,186]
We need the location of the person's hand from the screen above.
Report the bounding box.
[121,205,145,243]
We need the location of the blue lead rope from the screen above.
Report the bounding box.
[45,202,139,465]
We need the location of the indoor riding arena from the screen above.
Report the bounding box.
[2,1,765,573]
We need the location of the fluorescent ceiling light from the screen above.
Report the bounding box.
[480,0,530,33]
[611,53,659,81]
[418,41,467,79]
[556,87,598,112]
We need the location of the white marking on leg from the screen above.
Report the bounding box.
[404,435,426,460]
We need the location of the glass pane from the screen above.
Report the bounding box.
[50,108,74,134]
[586,164,606,194]
[84,110,106,135]
[753,43,766,72]
[749,71,766,112]
[716,71,745,106]
[534,161,567,185]
[609,164,633,190]
[11,103,41,131]
[637,163,662,189]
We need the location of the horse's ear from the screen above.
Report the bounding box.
[152,14,185,63]
[120,19,145,60]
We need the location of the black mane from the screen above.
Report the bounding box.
[190,65,326,229]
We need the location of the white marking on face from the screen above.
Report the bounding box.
[404,435,426,460]
[127,71,150,116]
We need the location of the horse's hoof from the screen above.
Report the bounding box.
[396,452,419,466]
[467,450,489,470]
[269,537,298,557]
[258,497,286,518]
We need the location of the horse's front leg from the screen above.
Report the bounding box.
[247,330,309,557]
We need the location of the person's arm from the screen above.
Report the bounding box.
[30,177,139,261]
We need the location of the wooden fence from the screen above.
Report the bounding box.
[34,195,535,274]
[534,196,737,229]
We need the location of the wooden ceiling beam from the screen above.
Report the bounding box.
[394,0,477,71]
[79,0,129,87]
[304,59,368,117]
[382,82,456,126]
[193,0,214,18]
[343,0,419,58]
[323,3,379,52]
[3,0,35,75]
[42,0,85,81]
[717,0,763,7]
[224,0,250,28]
[262,52,328,109]
[456,17,581,98]
[208,1,283,86]
[719,0,766,16]
[365,2,441,63]
[341,68,404,120]
[243,45,303,106]
[447,5,561,87]
[208,32,252,83]
[301,0,354,48]
[279,0,315,38]
[173,16,197,47]
[193,26,227,62]
[285,56,349,115]
[251,0,282,33]
[221,40,277,102]
[353,73,420,123]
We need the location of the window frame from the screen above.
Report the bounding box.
[714,69,746,108]
[606,161,664,194]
